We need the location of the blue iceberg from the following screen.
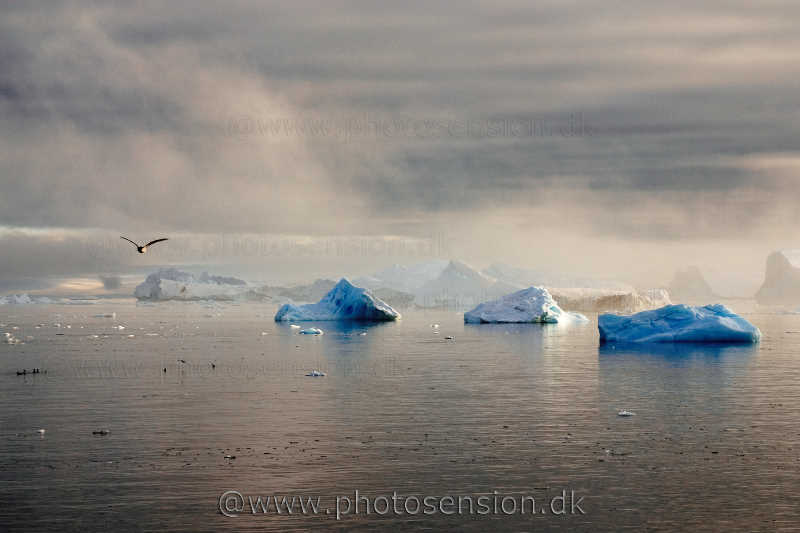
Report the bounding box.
[275,279,400,322]
[598,304,761,344]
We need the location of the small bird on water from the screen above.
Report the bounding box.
[120,236,168,254]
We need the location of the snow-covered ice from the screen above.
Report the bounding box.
[464,286,588,324]
[134,268,248,301]
[0,294,54,305]
[274,279,400,322]
[598,304,761,343]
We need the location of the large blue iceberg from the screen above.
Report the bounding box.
[598,304,761,343]
[274,278,400,321]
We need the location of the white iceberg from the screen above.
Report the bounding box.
[598,304,761,343]
[464,286,588,324]
[134,268,248,301]
[0,294,55,305]
[298,327,324,335]
[274,279,400,322]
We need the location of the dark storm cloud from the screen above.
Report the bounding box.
[1,0,800,285]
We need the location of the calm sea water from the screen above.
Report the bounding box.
[1,300,799,532]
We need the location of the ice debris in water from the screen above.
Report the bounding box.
[290,324,301,329]
[298,328,324,335]
[617,410,635,417]
[306,370,326,377]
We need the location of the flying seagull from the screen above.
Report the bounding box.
[120,236,168,254]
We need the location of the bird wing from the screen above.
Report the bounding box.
[144,238,169,248]
[120,236,140,248]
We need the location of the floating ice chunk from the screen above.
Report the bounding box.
[260,331,269,336]
[275,279,400,322]
[617,410,635,417]
[464,286,587,324]
[115,325,125,330]
[290,324,301,329]
[94,313,116,319]
[599,304,761,343]
[298,328,324,335]
[37,429,46,435]
[359,332,367,336]
[306,370,326,377]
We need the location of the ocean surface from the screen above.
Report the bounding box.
[1,300,799,532]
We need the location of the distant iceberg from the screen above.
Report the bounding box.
[0,294,54,305]
[134,268,248,301]
[550,287,671,313]
[598,304,761,343]
[274,279,400,321]
[668,266,717,302]
[354,260,449,293]
[414,260,518,310]
[464,286,587,324]
[755,250,800,305]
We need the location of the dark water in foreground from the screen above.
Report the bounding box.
[1,301,799,532]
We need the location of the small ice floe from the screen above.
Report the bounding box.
[92,429,110,436]
[289,324,301,329]
[431,324,439,329]
[37,429,46,435]
[88,335,100,339]
[359,332,367,336]
[617,410,635,417]
[94,312,116,319]
[126,334,135,338]
[115,325,125,330]
[444,335,454,340]
[260,332,269,336]
[298,327,324,335]
[306,370,326,377]
[145,333,159,336]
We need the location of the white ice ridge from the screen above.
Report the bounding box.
[464,286,588,324]
[0,294,54,305]
[598,304,761,343]
[274,278,400,321]
[134,268,248,301]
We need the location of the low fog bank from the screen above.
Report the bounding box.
[0,227,778,298]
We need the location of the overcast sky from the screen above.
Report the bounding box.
[2,1,799,292]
